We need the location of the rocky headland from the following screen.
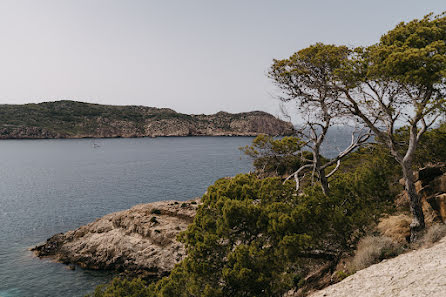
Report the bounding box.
[32,198,200,279]
[0,101,294,139]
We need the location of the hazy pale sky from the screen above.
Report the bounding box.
[0,0,444,115]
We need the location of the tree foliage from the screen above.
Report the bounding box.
[336,12,446,237]
[90,278,151,297]
[268,43,369,195]
[396,122,446,168]
[240,134,309,176]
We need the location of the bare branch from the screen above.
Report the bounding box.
[325,159,341,178]
[321,129,371,170]
[283,164,313,191]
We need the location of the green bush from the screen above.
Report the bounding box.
[89,278,151,297]
[151,209,162,215]
[240,135,310,176]
[415,122,446,167]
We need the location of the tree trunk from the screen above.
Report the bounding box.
[314,152,329,195]
[319,168,329,195]
[402,163,425,242]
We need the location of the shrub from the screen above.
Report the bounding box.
[151,209,162,215]
[377,215,411,243]
[421,224,446,247]
[332,270,351,282]
[348,236,403,273]
[149,166,393,296]
[89,278,151,297]
[240,134,309,176]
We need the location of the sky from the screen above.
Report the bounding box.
[0,0,444,116]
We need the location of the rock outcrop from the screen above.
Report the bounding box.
[0,101,294,139]
[309,236,446,297]
[397,163,446,223]
[32,199,200,279]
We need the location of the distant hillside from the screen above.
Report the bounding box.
[0,101,294,139]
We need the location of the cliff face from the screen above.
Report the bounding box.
[32,199,199,279]
[0,101,294,139]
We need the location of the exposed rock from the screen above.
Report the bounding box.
[308,236,446,297]
[397,163,446,223]
[426,194,446,223]
[417,165,444,185]
[32,199,200,279]
[0,101,295,139]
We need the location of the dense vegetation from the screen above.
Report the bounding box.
[0,101,177,136]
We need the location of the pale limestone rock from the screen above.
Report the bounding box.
[33,199,199,279]
[309,237,446,297]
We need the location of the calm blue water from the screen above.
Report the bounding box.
[0,137,254,297]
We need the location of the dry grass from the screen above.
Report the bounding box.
[377,214,411,243]
[342,222,446,278]
[421,224,446,247]
[348,236,404,273]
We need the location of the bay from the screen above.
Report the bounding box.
[0,137,253,297]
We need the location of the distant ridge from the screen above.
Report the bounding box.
[0,100,294,139]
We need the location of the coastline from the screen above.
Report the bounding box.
[32,198,201,280]
[0,134,279,140]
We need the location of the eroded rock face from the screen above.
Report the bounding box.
[398,163,446,223]
[142,111,296,137]
[32,199,199,279]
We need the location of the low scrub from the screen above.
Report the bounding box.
[421,224,446,247]
[377,215,411,243]
[348,236,404,273]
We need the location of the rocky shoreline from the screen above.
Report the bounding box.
[32,198,200,279]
